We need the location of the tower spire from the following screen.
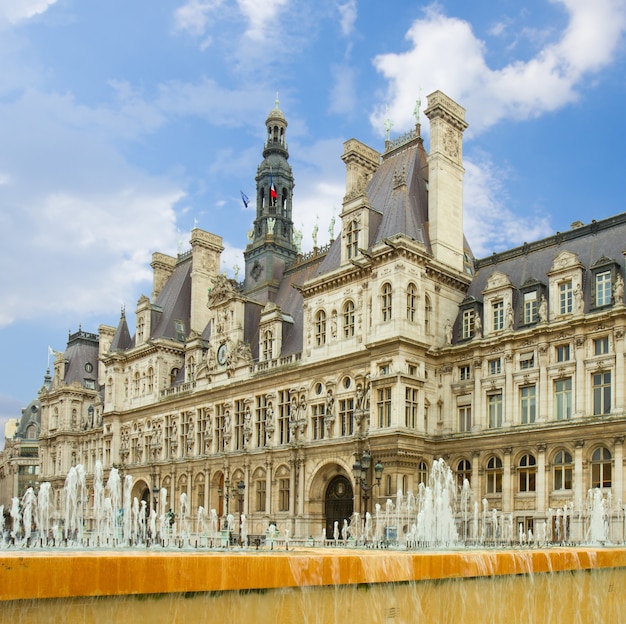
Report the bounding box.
[243,99,297,300]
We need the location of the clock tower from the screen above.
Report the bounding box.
[244,98,297,303]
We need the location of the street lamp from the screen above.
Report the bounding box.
[237,480,245,545]
[352,449,384,517]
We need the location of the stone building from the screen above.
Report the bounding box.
[28,91,626,541]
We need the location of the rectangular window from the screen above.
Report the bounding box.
[596,270,612,307]
[520,385,536,424]
[256,480,266,512]
[559,280,573,315]
[459,365,471,381]
[234,400,246,451]
[488,358,501,375]
[462,309,474,339]
[340,398,354,436]
[405,388,418,429]
[523,291,538,324]
[593,372,612,415]
[555,378,572,420]
[255,395,267,448]
[311,403,326,440]
[215,405,225,452]
[279,478,290,511]
[458,405,472,432]
[594,336,609,355]
[492,301,504,331]
[278,390,291,445]
[377,387,392,428]
[519,352,534,369]
[556,344,570,362]
[488,393,503,428]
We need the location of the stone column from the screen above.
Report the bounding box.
[503,448,513,514]
[536,444,547,514]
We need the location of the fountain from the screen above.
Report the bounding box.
[1,459,625,621]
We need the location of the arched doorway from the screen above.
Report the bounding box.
[324,475,353,539]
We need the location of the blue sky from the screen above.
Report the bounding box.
[1,0,626,438]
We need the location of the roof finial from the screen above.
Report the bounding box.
[384,106,393,141]
[413,89,422,125]
[275,92,280,108]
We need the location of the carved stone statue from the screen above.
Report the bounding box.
[615,274,624,305]
[538,295,548,322]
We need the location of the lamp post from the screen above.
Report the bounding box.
[237,480,245,545]
[352,449,384,519]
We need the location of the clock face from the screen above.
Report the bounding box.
[217,343,227,365]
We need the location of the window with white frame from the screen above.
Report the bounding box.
[553,450,572,490]
[462,309,474,339]
[594,336,609,355]
[315,310,327,346]
[488,392,503,428]
[520,385,536,424]
[343,300,355,338]
[459,365,471,381]
[346,219,359,259]
[595,270,612,307]
[519,352,534,369]
[523,291,538,324]
[377,387,392,427]
[381,283,393,321]
[591,447,612,488]
[405,387,418,428]
[556,344,570,362]
[554,378,572,420]
[559,280,573,315]
[518,454,536,492]
[406,283,417,322]
[593,371,611,415]
[492,300,504,331]
[486,456,503,493]
[488,358,501,375]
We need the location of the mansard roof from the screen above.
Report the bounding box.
[468,213,626,303]
[110,311,132,352]
[367,135,430,249]
[62,329,99,388]
[150,256,192,342]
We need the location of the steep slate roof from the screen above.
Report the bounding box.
[468,214,626,308]
[110,312,132,352]
[63,330,99,388]
[151,257,192,341]
[316,133,431,277]
[367,136,430,249]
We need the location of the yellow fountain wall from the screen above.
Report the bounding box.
[1,548,626,623]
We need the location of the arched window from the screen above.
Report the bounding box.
[137,317,145,342]
[381,283,392,321]
[147,368,154,394]
[417,461,428,486]
[457,459,471,488]
[346,219,359,259]
[187,356,195,381]
[263,329,274,360]
[553,450,572,490]
[486,456,503,493]
[343,300,355,338]
[406,283,417,322]
[315,310,327,346]
[170,368,179,385]
[133,371,140,397]
[591,447,612,488]
[401,475,409,495]
[518,454,536,492]
[424,295,432,334]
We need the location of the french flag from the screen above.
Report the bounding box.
[270,173,277,201]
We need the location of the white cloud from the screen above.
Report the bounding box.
[0,0,57,25]
[0,91,184,328]
[463,155,553,257]
[371,0,626,134]
[237,0,288,41]
[338,0,357,37]
[173,0,223,37]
